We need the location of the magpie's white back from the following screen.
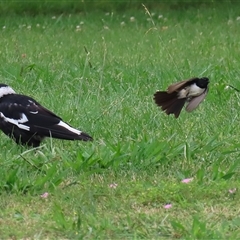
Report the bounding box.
[0,84,93,147]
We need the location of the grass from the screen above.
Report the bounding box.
[0,0,227,15]
[0,3,240,239]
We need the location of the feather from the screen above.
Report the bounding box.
[167,78,198,93]
[154,91,186,118]
[0,87,93,147]
[186,89,208,112]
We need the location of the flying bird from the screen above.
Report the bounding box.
[0,84,93,147]
[154,77,209,118]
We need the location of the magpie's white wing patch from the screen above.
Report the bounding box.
[0,112,30,131]
[57,120,82,135]
[30,111,38,114]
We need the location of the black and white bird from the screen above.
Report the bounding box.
[154,77,209,118]
[0,84,93,147]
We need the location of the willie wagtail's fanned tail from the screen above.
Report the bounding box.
[154,91,186,118]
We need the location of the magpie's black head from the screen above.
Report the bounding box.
[195,77,209,88]
[0,83,16,98]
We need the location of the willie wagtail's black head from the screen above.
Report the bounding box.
[195,77,209,88]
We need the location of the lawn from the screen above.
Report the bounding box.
[0,3,240,239]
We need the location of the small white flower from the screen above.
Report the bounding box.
[76,27,81,32]
[229,188,237,194]
[130,16,135,22]
[181,178,194,183]
[40,192,49,198]
[236,16,240,21]
[164,204,172,209]
[158,14,163,19]
[120,21,125,26]
[109,183,118,189]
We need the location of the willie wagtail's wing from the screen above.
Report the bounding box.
[185,88,208,112]
[167,78,198,93]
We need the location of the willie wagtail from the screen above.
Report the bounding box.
[154,77,209,118]
[0,84,93,147]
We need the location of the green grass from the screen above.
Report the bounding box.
[0,3,240,239]
[0,0,229,15]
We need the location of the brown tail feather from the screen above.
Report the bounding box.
[154,91,175,103]
[154,91,186,118]
[165,98,186,118]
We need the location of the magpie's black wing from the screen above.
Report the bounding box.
[0,94,92,141]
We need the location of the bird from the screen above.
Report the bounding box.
[153,77,209,118]
[0,83,93,147]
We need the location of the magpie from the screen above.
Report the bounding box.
[0,84,93,147]
[154,77,209,118]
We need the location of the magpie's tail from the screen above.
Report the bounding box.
[32,121,93,141]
